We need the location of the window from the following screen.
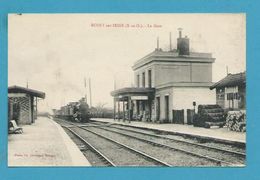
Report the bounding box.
[137,75,140,87]
[148,69,152,88]
[227,92,239,100]
[227,93,233,100]
[234,92,239,100]
[142,72,145,87]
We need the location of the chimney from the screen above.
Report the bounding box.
[178,28,183,38]
[177,28,190,55]
[155,36,162,51]
[157,37,159,49]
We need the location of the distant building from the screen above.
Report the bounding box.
[8,86,45,125]
[210,72,246,110]
[111,29,216,124]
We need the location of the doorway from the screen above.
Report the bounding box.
[156,97,160,121]
[165,96,169,122]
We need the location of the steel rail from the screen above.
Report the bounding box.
[55,118,243,166]
[62,125,116,167]
[102,124,246,157]
[85,126,237,166]
[53,118,75,126]
[71,126,172,167]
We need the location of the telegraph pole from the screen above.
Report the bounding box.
[84,77,88,104]
[89,78,92,107]
[226,66,229,75]
[26,79,29,88]
[114,75,116,90]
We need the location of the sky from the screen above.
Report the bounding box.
[8,14,246,112]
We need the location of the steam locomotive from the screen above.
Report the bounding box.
[54,98,90,123]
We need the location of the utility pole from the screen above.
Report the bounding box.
[157,37,159,49]
[114,74,116,90]
[226,66,229,75]
[26,79,29,88]
[89,78,92,108]
[84,77,88,104]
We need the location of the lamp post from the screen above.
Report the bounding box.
[193,101,196,113]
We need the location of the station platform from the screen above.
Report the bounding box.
[92,118,246,144]
[8,116,91,166]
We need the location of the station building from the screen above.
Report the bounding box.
[210,72,246,111]
[111,30,216,124]
[8,86,45,125]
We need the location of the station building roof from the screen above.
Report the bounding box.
[8,85,45,99]
[111,87,155,98]
[210,72,246,90]
[132,49,215,70]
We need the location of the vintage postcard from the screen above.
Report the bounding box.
[8,13,246,167]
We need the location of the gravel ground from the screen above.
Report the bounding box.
[56,119,244,166]
[109,123,246,154]
[96,126,245,165]
[70,127,160,166]
[63,128,108,166]
[84,126,218,166]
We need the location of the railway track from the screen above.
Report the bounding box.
[90,121,245,153]
[80,126,234,166]
[91,121,245,151]
[90,122,245,159]
[68,126,171,166]
[55,118,171,166]
[54,118,116,166]
[54,118,245,166]
[110,125,246,155]
[63,126,115,166]
[87,125,245,166]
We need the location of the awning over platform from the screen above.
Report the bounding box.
[111,87,155,99]
[111,87,155,121]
